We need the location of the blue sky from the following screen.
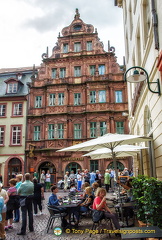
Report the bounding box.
[0,0,125,68]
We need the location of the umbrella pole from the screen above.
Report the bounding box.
[112,151,124,225]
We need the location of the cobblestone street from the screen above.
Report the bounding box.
[5,190,121,240]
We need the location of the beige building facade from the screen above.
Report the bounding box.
[115,0,162,179]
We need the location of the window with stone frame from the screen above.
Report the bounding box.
[100,122,107,136]
[34,126,41,141]
[99,90,106,103]
[74,124,82,139]
[90,91,96,103]
[90,122,97,138]
[0,104,6,117]
[63,43,69,53]
[116,122,124,134]
[74,93,81,105]
[74,66,81,77]
[0,126,5,145]
[115,90,123,103]
[49,94,56,106]
[13,103,23,116]
[58,93,64,105]
[57,123,64,139]
[89,65,96,76]
[60,68,66,78]
[35,96,42,108]
[51,68,57,79]
[48,124,55,139]
[87,41,92,51]
[98,65,105,75]
[11,125,22,145]
[74,42,81,52]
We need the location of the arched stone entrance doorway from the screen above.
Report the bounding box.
[107,161,124,171]
[65,162,82,174]
[8,158,22,181]
[38,161,56,184]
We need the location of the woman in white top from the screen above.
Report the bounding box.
[77,170,82,191]
[63,172,69,192]
[45,170,51,192]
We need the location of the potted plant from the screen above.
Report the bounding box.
[132,175,162,228]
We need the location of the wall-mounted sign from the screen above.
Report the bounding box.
[62,157,84,161]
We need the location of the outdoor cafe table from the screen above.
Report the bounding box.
[58,199,82,228]
[121,226,162,240]
[115,202,135,227]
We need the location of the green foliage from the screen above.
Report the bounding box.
[132,175,162,228]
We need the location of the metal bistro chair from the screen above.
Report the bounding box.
[89,206,112,238]
[46,205,67,233]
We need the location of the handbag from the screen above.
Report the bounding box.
[92,210,104,222]
[20,198,26,207]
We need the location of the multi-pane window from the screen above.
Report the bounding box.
[89,65,96,76]
[74,66,81,77]
[58,93,64,105]
[58,123,64,139]
[98,65,105,75]
[87,41,92,51]
[0,126,4,145]
[0,104,6,117]
[99,90,106,103]
[7,83,17,93]
[90,122,97,138]
[35,96,42,108]
[74,42,81,52]
[48,124,54,139]
[100,122,107,136]
[115,91,123,103]
[11,126,21,145]
[63,43,68,53]
[74,93,81,105]
[34,126,41,141]
[13,103,23,116]
[51,68,57,79]
[116,122,124,134]
[60,68,66,78]
[90,91,96,103]
[74,124,82,139]
[49,94,56,106]
[90,160,98,172]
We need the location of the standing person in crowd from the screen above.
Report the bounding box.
[63,171,69,192]
[6,178,19,230]
[69,170,75,185]
[93,188,120,236]
[81,169,85,186]
[17,173,34,236]
[95,170,102,187]
[45,170,51,192]
[122,168,129,176]
[77,170,82,191]
[90,171,96,186]
[13,174,23,223]
[40,170,46,192]
[104,169,110,193]
[33,178,44,216]
[33,171,39,180]
[0,174,2,183]
[0,195,4,239]
[84,169,90,184]
[0,183,9,240]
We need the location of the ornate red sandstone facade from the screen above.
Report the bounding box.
[26,10,129,182]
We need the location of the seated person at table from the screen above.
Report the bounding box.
[48,185,68,226]
[81,182,90,200]
[69,183,78,194]
[79,187,94,213]
[93,188,120,234]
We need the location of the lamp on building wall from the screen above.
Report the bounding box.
[124,66,161,95]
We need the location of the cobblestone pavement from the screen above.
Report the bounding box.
[5,190,121,240]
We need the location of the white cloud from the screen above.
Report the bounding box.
[0,0,125,68]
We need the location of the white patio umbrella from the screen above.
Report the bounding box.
[57,133,151,178]
[83,144,148,160]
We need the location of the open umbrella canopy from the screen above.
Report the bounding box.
[83,144,148,159]
[57,133,151,152]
